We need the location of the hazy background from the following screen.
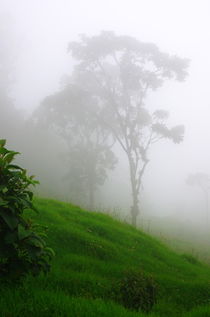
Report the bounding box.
[1,0,210,234]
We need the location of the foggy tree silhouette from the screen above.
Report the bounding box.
[68,31,188,227]
[0,14,22,143]
[35,84,117,209]
[186,173,210,226]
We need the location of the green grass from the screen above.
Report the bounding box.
[1,197,210,316]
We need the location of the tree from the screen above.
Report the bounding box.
[0,14,22,142]
[35,83,117,209]
[68,31,189,226]
[186,173,210,225]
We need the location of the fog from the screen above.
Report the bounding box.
[1,0,210,243]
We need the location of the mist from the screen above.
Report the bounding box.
[1,0,210,247]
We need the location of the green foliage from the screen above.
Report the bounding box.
[1,197,210,316]
[183,305,210,317]
[0,288,155,317]
[181,254,200,265]
[117,269,158,312]
[0,140,54,281]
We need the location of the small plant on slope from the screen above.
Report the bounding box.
[118,269,157,313]
[0,139,54,281]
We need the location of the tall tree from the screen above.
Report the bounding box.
[35,83,117,209]
[68,31,188,226]
[0,14,21,141]
[186,173,210,225]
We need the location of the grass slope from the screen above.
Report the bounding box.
[1,197,210,317]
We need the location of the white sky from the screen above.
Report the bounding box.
[1,0,210,109]
[1,0,210,217]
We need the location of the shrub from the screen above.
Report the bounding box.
[0,139,54,282]
[181,254,200,265]
[117,269,158,312]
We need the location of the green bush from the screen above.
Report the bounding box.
[118,269,158,312]
[0,139,54,281]
[181,254,200,265]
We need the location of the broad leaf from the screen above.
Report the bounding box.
[18,224,32,240]
[0,209,18,230]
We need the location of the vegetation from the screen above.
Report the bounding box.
[67,31,188,226]
[1,197,210,316]
[31,31,189,222]
[117,269,157,312]
[186,173,210,225]
[0,18,23,143]
[36,84,117,209]
[1,7,210,317]
[0,140,54,281]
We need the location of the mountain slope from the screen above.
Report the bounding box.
[1,197,210,317]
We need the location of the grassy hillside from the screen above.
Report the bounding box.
[1,197,210,316]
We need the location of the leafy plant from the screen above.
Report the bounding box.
[181,254,200,265]
[117,269,158,312]
[0,139,54,281]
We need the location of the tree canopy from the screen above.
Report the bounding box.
[68,31,189,226]
[36,83,117,209]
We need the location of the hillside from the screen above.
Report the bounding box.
[1,197,210,316]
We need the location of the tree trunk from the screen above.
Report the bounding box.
[130,181,140,227]
[128,155,140,227]
[204,190,209,228]
[88,181,95,210]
